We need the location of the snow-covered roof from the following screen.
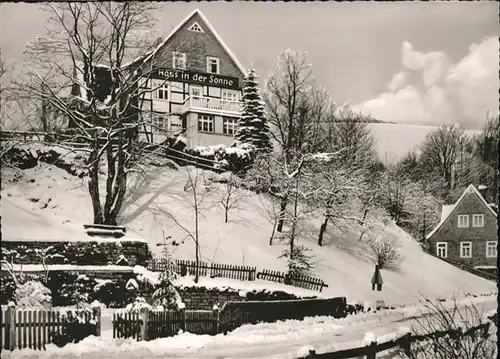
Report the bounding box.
[123,9,248,77]
[440,205,455,222]
[426,184,498,240]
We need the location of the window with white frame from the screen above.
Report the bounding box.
[460,242,472,258]
[223,118,238,136]
[153,81,169,101]
[472,214,484,228]
[173,51,186,69]
[198,114,214,133]
[152,115,168,133]
[221,89,238,102]
[436,242,448,258]
[486,241,497,258]
[457,214,469,228]
[207,56,220,74]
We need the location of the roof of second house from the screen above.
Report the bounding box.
[123,9,248,76]
[426,184,498,240]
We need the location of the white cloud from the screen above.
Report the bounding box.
[387,71,408,92]
[355,36,499,129]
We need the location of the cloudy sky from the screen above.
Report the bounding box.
[1,2,498,130]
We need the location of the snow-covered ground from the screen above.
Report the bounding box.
[2,294,496,359]
[1,161,496,305]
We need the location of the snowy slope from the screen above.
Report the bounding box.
[0,163,496,305]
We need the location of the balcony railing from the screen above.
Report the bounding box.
[182,96,243,115]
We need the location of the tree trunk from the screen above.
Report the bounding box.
[318,217,328,246]
[269,222,276,246]
[277,197,288,232]
[106,136,128,225]
[357,208,370,241]
[224,208,228,223]
[88,133,103,224]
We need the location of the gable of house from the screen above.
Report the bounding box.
[128,9,247,88]
[426,184,497,242]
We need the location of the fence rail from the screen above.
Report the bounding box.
[147,259,257,282]
[302,321,492,359]
[1,306,100,351]
[113,297,346,341]
[257,269,328,292]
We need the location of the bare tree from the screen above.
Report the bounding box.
[264,49,330,232]
[419,123,470,190]
[403,298,496,359]
[366,227,402,270]
[258,193,284,246]
[314,156,366,246]
[219,173,242,223]
[167,166,211,283]
[14,2,179,225]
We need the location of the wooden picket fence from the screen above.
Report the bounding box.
[147,259,257,281]
[113,297,346,341]
[257,269,329,292]
[1,306,100,351]
[301,321,492,358]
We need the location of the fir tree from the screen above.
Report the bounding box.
[234,69,272,152]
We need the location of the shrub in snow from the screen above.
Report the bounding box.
[366,230,402,270]
[125,296,153,312]
[0,275,16,305]
[14,280,52,309]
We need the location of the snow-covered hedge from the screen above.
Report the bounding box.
[184,143,256,174]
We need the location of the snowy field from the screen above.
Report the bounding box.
[2,294,496,359]
[367,123,480,163]
[0,161,496,306]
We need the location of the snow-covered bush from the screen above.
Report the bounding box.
[14,280,52,309]
[125,296,153,312]
[366,229,402,270]
[0,275,16,304]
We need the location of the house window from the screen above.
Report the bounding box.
[460,242,472,258]
[222,89,238,102]
[173,51,186,69]
[188,22,204,33]
[223,118,238,136]
[472,214,484,228]
[198,114,214,133]
[486,241,497,258]
[436,242,448,258]
[153,81,169,101]
[457,215,469,228]
[152,115,168,133]
[207,57,220,74]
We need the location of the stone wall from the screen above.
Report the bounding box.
[1,240,151,267]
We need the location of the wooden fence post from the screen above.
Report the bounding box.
[6,302,16,350]
[92,305,102,337]
[213,306,220,335]
[400,332,412,356]
[139,307,149,341]
[180,308,186,333]
[366,341,377,359]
